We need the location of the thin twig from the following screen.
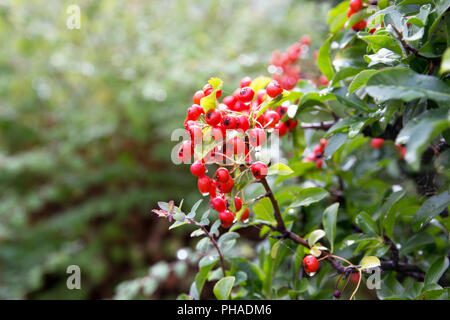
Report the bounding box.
[198,224,226,276]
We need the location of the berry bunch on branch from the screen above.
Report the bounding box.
[153,0,450,300]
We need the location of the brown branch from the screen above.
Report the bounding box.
[300,120,337,130]
[258,178,449,287]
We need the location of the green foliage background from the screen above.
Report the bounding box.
[0,0,329,299]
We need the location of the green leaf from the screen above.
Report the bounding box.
[359,35,403,55]
[366,68,450,104]
[322,203,339,252]
[360,256,381,270]
[324,132,348,158]
[253,197,276,223]
[271,240,281,259]
[290,187,329,207]
[425,257,449,285]
[412,190,450,231]
[190,259,217,300]
[318,35,334,80]
[268,163,294,176]
[356,212,379,235]
[348,69,380,95]
[307,229,326,246]
[397,109,450,170]
[250,76,271,93]
[327,1,349,33]
[400,232,434,255]
[213,276,235,300]
[364,48,401,67]
[200,78,223,112]
[440,48,450,74]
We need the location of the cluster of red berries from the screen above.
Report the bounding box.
[269,35,311,90]
[303,255,320,274]
[348,0,367,31]
[302,138,328,169]
[370,138,406,159]
[179,76,302,228]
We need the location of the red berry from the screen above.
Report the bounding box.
[239,208,250,222]
[205,109,222,126]
[237,115,250,132]
[238,86,255,103]
[275,106,288,118]
[313,145,324,155]
[216,167,230,183]
[240,77,252,88]
[193,90,205,105]
[234,197,243,211]
[210,197,227,212]
[221,115,237,130]
[265,110,281,128]
[197,176,211,194]
[203,83,221,98]
[316,158,323,169]
[371,138,384,149]
[251,162,268,180]
[266,80,283,98]
[319,75,329,86]
[177,140,193,163]
[319,138,328,148]
[300,35,312,46]
[230,136,246,155]
[396,144,406,159]
[190,161,206,177]
[219,210,235,228]
[248,128,267,147]
[303,255,319,273]
[352,20,367,31]
[347,8,357,17]
[284,119,298,130]
[275,122,288,137]
[223,95,237,109]
[187,125,202,144]
[218,178,234,193]
[256,89,267,104]
[187,104,203,121]
[349,0,363,12]
[210,126,226,141]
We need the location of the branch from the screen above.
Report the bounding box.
[300,120,337,130]
[258,178,449,287]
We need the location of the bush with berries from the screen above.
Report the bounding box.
[153,0,450,300]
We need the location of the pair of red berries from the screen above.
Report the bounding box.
[303,255,320,273]
[348,0,367,31]
[303,138,328,169]
[370,138,406,159]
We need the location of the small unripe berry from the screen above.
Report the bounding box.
[210,196,227,212]
[190,160,206,177]
[197,176,211,195]
[205,109,222,126]
[303,255,319,273]
[193,90,205,105]
[251,162,268,180]
[371,138,384,149]
[238,86,255,103]
[333,290,342,299]
[219,210,235,228]
[266,80,283,98]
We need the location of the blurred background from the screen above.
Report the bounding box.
[0,0,331,299]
